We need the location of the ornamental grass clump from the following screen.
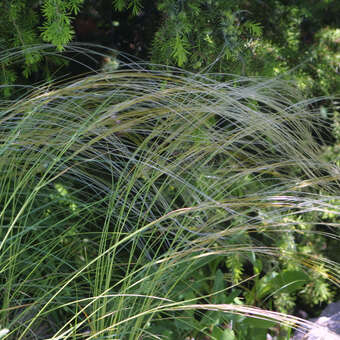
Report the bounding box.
[0,45,339,339]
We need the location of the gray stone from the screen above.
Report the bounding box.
[292,301,340,340]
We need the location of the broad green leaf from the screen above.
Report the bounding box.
[242,317,276,329]
[270,270,310,294]
[211,326,236,340]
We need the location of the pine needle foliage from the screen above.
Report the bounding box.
[0,0,85,98]
[40,0,84,50]
[151,0,262,69]
[0,45,339,339]
[0,0,264,98]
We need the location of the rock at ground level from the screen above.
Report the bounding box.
[292,301,340,340]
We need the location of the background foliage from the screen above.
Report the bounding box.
[1,0,339,97]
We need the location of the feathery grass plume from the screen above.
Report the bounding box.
[0,44,339,339]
